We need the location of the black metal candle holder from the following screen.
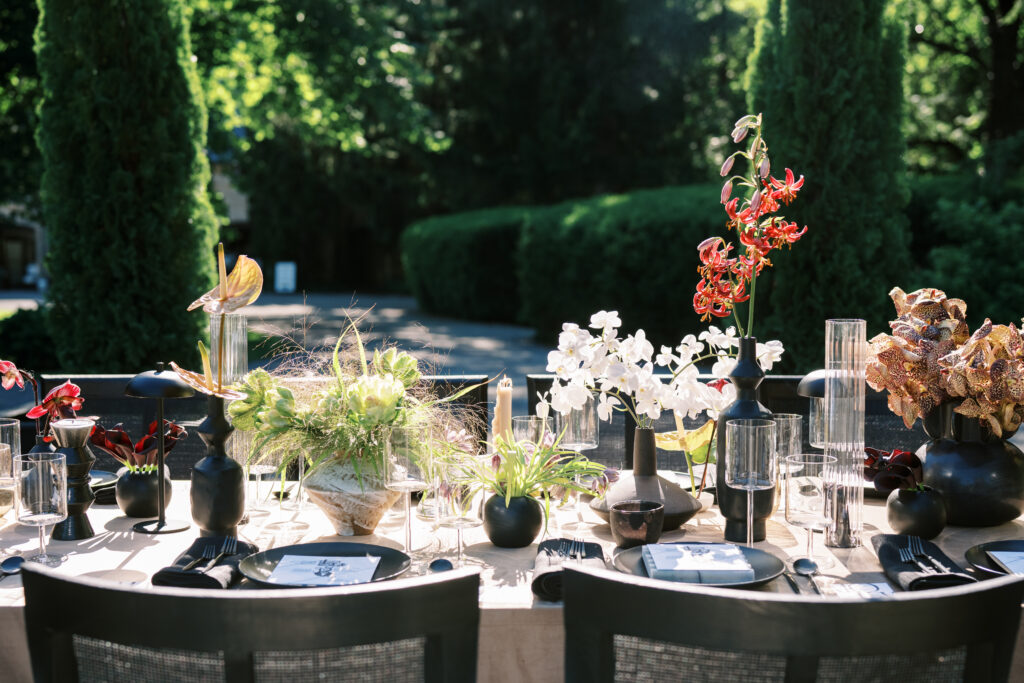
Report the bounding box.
[124,363,195,534]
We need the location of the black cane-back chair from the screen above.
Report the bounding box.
[22,564,480,683]
[563,565,1024,683]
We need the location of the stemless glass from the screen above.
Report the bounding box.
[15,452,67,567]
[437,459,482,567]
[555,395,599,530]
[724,419,777,547]
[386,427,429,555]
[512,416,552,445]
[785,454,836,570]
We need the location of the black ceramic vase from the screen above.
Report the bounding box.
[919,405,1024,526]
[483,494,543,548]
[590,427,700,530]
[190,395,245,537]
[49,419,96,541]
[886,486,946,539]
[715,337,774,543]
[115,467,173,518]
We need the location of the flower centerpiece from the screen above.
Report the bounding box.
[229,322,475,535]
[541,310,784,529]
[461,430,613,547]
[866,286,1024,525]
[90,421,187,517]
[1,361,87,447]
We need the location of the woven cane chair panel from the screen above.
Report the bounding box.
[612,634,787,682]
[72,634,225,683]
[816,647,966,683]
[254,637,426,683]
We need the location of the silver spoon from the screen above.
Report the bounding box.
[793,557,822,595]
[0,555,25,582]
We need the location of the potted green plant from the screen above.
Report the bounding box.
[229,321,476,536]
[462,432,614,548]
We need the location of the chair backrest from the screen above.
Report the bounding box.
[22,564,480,683]
[563,566,1024,683]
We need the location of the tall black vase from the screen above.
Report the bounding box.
[190,395,244,537]
[715,337,774,542]
[49,419,96,541]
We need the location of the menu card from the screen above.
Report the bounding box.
[267,554,381,586]
[641,543,755,584]
[987,550,1024,575]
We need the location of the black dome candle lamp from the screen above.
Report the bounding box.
[797,369,829,450]
[124,363,194,534]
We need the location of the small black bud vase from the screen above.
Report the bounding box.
[715,336,774,543]
[190,395,244,537]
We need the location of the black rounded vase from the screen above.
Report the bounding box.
[115,467,173,518]
[590,427,700,530]
[919,407,1024,527]
[886,486,946,539]
[191,395,245,537]
[715,337,774,542]
[483,494,543,548]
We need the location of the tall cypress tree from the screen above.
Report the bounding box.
[746,0,911,370]
[35,0,217,371]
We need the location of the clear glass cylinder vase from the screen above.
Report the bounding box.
[823,319,866,548]
[209,312,248,387]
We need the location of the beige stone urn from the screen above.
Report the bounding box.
[304,457,400,536]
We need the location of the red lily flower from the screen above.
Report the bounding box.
[90,420,187,470]
[770,168,805,205]
[0,360,24,390]
[26,380,84,422]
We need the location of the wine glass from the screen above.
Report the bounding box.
[512,416,552,445]
[785,454,836,571]
[386,427,429,555]
[724,419,777,547]
[555,395,599,530]
[437,459,482,567]
[772,414,803,513]
[15,452,67,567]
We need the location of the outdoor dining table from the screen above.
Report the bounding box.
[0,479,1023,683]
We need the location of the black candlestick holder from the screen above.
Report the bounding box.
[50,418,97,541]
[125,363,195,534]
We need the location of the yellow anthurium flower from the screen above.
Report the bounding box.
[170,341,245,400]
[188,243,263,314]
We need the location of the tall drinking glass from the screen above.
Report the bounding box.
[0,419,20,525]
[437,459,481,567]
[555,396,599,530]
[512,416,552,445]
[724,419,777,547]
[786,454,836,571]
[386,427,429,555]
[15,452,67,567]
[772,414,802,514]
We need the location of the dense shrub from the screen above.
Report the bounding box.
[35,0,218,372]
[0,308,60,372]
[518,185,722,348]
[401,207,531,323]
[746,0,911,372]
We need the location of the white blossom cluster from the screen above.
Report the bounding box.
[539,311,784,428]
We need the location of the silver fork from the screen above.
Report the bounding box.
[182,544,217,571]
[899,545,934,574]
[202,537,238,573]
[909,536,950,573]
[573,537,586,563]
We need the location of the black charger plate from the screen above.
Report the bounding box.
[239,542,411,587]
[613,541,785,588]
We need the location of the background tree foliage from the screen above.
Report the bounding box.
[0,3,42,222]
[35,0,218,371]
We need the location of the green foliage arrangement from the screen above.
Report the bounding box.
[35,0,218,371]
[0,308,59,372]
[746,0,911,372]
[401,207,531,323]
[519,185,723,347]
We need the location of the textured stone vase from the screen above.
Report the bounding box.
[304,458,400,535]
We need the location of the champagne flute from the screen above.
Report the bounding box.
[785,454,836,571]
[512,416,552,445]
[555,395,599,530]
[15,452,67,567]
[724,419,777,548]
[386,427,429,555]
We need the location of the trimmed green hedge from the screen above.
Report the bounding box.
[518,185,723,347]
[401,207,531,322]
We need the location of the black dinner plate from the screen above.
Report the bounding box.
[239,542,411,587]
[89,470,117,489]
[965,540,1024,576]
[613,541,785,588]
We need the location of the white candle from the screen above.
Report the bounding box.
[492,377,513,444]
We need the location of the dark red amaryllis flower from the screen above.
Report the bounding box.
[0,360,24,390]
[26,380,83,423]
[90,420,187,471]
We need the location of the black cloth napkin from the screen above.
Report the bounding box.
[532,538,606,602]
[152,537,259,589]
[92,485,117,505]
[873,534,977,591]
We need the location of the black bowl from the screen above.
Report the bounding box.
[609,500,664,549]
